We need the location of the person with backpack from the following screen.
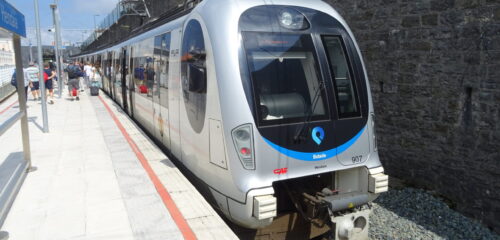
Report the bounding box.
[65,61,83,101]
[10,69,30,102]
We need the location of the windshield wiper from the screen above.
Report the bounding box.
[293,81,325,143]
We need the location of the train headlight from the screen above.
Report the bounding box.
[234,129,250,141]
[232,124,255,170]
[278,9,309,30]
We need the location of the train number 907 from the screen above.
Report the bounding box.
[352,155,363,164]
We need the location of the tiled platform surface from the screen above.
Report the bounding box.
[0,87,237,240]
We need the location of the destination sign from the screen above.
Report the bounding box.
[0,0,26,37]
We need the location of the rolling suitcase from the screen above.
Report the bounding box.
[90,81,100,96]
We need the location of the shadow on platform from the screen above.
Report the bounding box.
[28,116,43,132]
[0,152,28,226]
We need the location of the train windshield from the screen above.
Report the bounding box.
[242,32,329,126]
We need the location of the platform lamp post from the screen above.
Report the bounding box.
[34,0,49,133]
[50,3,63,98]
[93,14,99,40]
[28,39,33,63]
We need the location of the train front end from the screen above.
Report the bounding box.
[207,1,388,238]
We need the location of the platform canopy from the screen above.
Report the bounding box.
[0,0,26,37]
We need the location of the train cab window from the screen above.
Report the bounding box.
[242,32,328,126]
[182,20,206,93]
[322,36,361,118]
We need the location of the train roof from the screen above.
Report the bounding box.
[75,0,349,58]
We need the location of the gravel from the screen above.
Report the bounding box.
[369,188,500,240]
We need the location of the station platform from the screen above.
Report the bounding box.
[0,87,237,240]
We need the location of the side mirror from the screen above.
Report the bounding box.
[187,63,206,93]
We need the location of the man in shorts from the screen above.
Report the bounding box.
[43,63,56,104]
[25,62,40,100]
[65,61,83,101]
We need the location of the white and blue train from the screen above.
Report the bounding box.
[77,0,388,239]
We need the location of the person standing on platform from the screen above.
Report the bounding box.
[25,62,40,101]
[65,61,83,101]
[10,70,30,102]
[43,63,56,104]
[77,61,85,92]
[84,62,93,89]
[49,61,58,88]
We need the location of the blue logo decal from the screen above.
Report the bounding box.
[263,126,366,161]
[311,127,325,145]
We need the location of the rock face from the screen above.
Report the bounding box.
[325,0,500,233]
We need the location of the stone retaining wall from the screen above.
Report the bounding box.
[325,0,500,232]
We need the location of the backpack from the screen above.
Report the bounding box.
[10,71,16,86]
[43,71,49,82]
[66,65,80,79]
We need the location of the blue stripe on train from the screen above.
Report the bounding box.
[263,126,366,161]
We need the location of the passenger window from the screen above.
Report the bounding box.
[132,39,154,98]
[181,20,206,93]
[322,36,361,118]
[154,34,171,88]
[154,33,171,107]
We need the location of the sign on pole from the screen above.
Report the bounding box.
[0,0,30,162]
[0,0,32,227]
[0,0,26,37]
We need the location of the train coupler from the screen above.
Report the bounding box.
[326,203,371,240]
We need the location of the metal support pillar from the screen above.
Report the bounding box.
[34,0,49,133]
[13,35,31,168]
[50,3,63,98]
[29,42,33,63]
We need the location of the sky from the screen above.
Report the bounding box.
[9,0,118,46]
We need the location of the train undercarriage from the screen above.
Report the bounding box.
[236,167,388,240]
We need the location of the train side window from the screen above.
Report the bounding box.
[144,39,155,99]
[132,39,154,98]
[116,50,122,87]
[154,33,171,108]
[182,20,206,93]
[154,33,171,92]
[322,36,361,118]
[132,44,142,93]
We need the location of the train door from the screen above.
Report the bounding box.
[133,38,155,134]
[121,48,128,112]
[114,50,122,105]
[158,33,171,148]
[107,52,114,98]
[153,33,172,149]
[152,36,162,141]
[101,53,108,94]
[128,46,135,117]
[168,29,182,158]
